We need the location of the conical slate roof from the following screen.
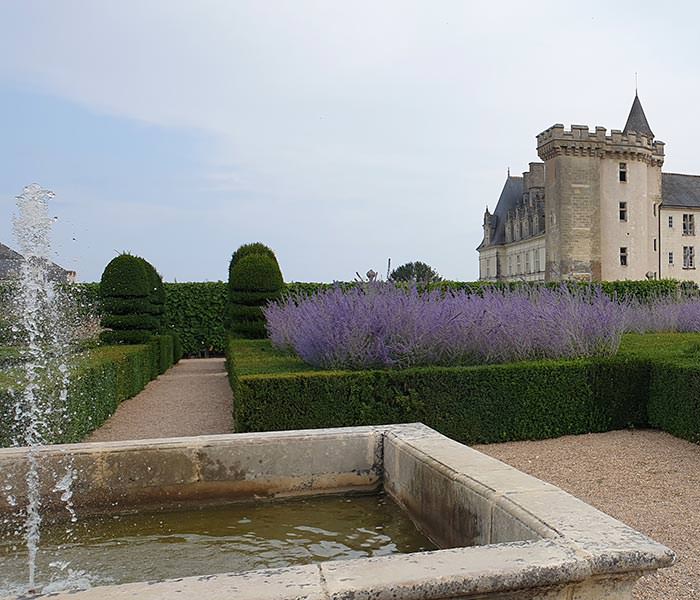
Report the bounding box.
[623,93,654,138]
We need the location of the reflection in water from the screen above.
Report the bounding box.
[0,492,435,592]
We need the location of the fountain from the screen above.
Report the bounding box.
[0,185,676,599]
[0,185,84,595]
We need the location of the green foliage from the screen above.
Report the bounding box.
[230,253,284,292]
[172,333,183,363]
[101,314,160,331]
[100,254,151,298]
[284,282,337,297]
[390,261,442,283]
[163,282,227,355]
[226,334,700,445]
[99,330,153,345]
[99,254,163,344]
[228,243,276,281]
[138,258,165,320]
[101,297,154,315]
[150,334,175,375]
[428,278,694,301]
[0,340,174,447]
[228,246,284,339]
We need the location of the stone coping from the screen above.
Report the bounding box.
[1,424,675,600]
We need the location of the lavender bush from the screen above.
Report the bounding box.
[264,284,628,370]
[623,296,700,333]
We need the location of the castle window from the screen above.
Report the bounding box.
[683,246,695,269]
[669,215,674,228]
[534,249,540,272]
[619,202,627,221]
[653,238,657,251]
[668,252,674,265]
[620,247,628,266]
[516,254,521,274]
[683,214,695,236]
[619,162,627,182]
[653,203,657,217]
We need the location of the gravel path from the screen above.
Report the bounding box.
[87,358,233,442]
[474,430,700,600]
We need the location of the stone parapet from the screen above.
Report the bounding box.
[537,124,665,166]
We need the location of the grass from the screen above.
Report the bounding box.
[230,339,318,376]
[617,332,700,361]
[231,333,700,377]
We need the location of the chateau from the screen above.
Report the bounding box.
[477,94,700,283]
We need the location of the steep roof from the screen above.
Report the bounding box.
[478,176,523,248]
[0,242,23,279]
[623,93,654,138]
[0,242,73,282]
[0,242,22,261]
[662,173,700,208]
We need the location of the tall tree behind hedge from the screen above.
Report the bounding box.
[228,243,283,338]
[390,261,442,284]
[100,254,160,344]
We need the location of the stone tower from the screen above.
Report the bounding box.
[536,94,665,281]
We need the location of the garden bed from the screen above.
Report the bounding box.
[227,334,700,444]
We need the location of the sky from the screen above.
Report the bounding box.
[1,1,699,283]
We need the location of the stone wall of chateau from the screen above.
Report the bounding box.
[478,246,500,281]
[536,124,664,282]
[599,156,661,280]
[502,235,546,281]
[659,206,700,283]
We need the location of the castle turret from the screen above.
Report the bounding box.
[623,93,654,138]
[536,94,664,281]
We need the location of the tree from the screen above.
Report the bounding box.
[389,261,442,284]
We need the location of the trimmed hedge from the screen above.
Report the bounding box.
[228,246,284,339]
[0,337,175,447]
[427,278,696,299]
[99,255,156,344]
[0,335,173,447]
[227,334,700,445]
[163,282,227,356]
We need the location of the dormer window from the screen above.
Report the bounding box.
[619,162,627,182]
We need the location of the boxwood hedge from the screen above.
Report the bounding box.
[227,334,700,445]
[0,335,176,447]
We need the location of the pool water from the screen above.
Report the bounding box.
[0,492,435,593]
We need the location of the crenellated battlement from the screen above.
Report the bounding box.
[536,123,665,165]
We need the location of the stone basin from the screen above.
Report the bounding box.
[0,423,674,599]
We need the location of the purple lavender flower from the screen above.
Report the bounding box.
[263,283,631,370]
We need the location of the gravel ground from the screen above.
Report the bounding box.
[474,430,700,600]
[87,358,233,442]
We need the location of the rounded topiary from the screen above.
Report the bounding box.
[228,243,276,285]
[99,254,158,345]
[228,246,284,339]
